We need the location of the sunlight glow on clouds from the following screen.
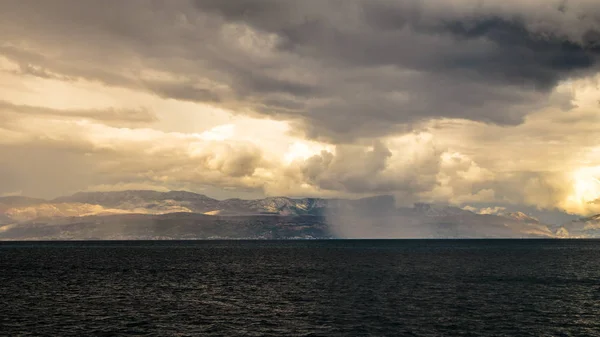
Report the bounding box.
[284,141,335,165]
[198,124,236,141]
[1,0,600,218]
[564,166,600,215]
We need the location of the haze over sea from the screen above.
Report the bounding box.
[1,239,599,336]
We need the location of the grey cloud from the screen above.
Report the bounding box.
[144,81,222,103]
[0,144,100,199]
[195,144,265,178]
[295,140,441,195]
[1,0,600,142]
[194,0,600,136]
[440,17,600,89]
[0,100,157,127]
[15,63,75,81]
[0,44,139,89]
[0,132,270,199]
[470,171,569,209]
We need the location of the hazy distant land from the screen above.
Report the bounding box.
[0,190,597,240]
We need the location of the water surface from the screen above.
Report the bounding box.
[1,240,599,336]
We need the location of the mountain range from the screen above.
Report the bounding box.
[0,190,596,240]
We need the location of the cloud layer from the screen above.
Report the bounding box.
[1,1,600,217]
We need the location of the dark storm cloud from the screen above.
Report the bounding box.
[190,0,600,137]
[2,0,600,141]
[197,0,600,80]
[442,17,600,88]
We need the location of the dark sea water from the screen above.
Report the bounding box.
[1,240,600,336]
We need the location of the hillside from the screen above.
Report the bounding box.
[0,190,588,240]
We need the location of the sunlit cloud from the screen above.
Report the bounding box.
[1,0,600,222]
[197,124,236,141]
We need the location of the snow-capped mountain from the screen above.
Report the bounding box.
[556,214,600,238]
[500,212,540,224]
[0,190,591,239]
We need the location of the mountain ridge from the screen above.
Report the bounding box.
[0,190,594,239]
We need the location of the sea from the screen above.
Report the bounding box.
[1,240,599,336]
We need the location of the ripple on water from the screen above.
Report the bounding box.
[1,240,600,336]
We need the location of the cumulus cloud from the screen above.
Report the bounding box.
[0,126,268,198]
[1,1,600,217]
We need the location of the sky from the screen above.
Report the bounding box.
[1,0,600,217]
